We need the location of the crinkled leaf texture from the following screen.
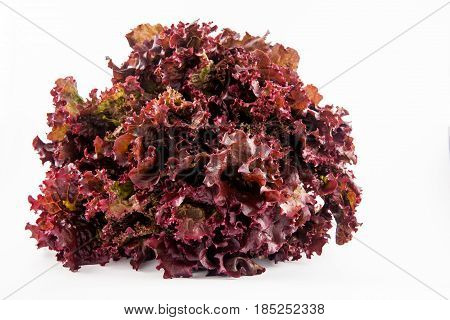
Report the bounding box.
[27,21,361,278]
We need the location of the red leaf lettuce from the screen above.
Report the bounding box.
[27,21,361,278]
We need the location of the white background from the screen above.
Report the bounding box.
[0,0,449,303]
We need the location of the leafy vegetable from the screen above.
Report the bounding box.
[27,21,361,278]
